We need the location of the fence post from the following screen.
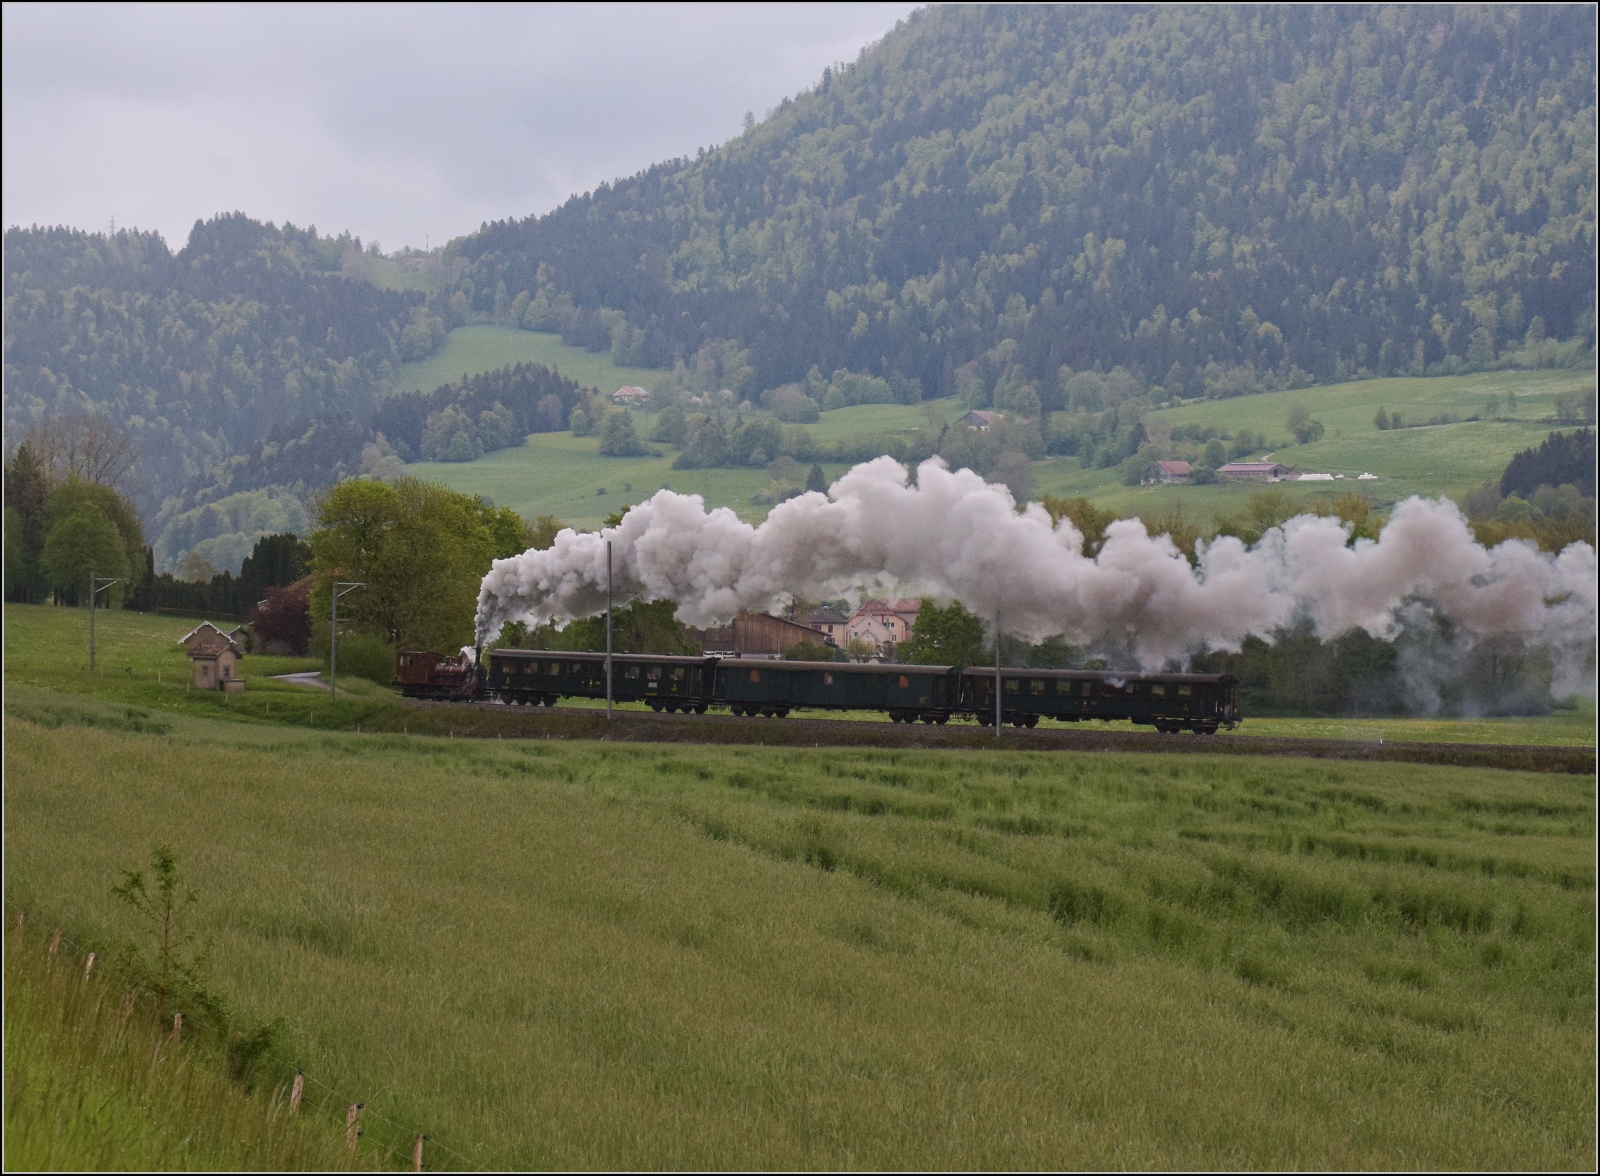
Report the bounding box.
[346,1102,363,1151]
[171,1011,183,1043]
[289,1070,304,1114]
[412,1133,426,1171]
[83,952,96,983]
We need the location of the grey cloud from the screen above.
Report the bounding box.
[2,2,917,249]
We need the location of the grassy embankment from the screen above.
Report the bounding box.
[5,673,1595,1168]
[7,603,1595,748]
[4,921,371,1171]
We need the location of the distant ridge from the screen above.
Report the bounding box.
[454,4,1596,399]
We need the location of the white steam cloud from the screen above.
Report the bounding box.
[475,457,1596,687]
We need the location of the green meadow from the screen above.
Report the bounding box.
[406,354,1592,531]
[4,602,1597,1167]
[395,325,661,396]
[5,688,1594,1169]
[1036,369,1597,523]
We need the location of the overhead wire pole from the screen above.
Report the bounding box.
[88,571,128,674]
[605,540,613,722]
[329,581,366,700]
[985,608,998,736]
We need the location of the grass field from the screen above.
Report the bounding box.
[5,689,1595,1168]
[6,603,1596,1166]
[412,417,893,528]
[5,921,371,1171]
[1035,369,1597,523]
[395,325,663,396]
[410,366,1593,532]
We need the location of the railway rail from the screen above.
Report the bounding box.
[400,697,1594,774]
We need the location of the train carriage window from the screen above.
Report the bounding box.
[1100,682,1121,697]
[824,672,834,686]
[670,668,684,681]
[1151,684,1167,697]
[1056,680,1073,694]
[1030,679,1047,695]
[898,675,909,688]
[749,669,760,682]
[625,666,640,679]
[568,663,582,675]
[1126,683,1137,694]
[646,666,661,681]
[1082,682,1092,696]
[1177,685,1192,697]
[399,655,410,667]
[1004,679,1020,694]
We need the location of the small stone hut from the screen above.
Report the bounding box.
[184,630,246,691]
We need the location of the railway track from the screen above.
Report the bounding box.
[401,699,1595,774]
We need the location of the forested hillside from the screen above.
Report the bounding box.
[3,215,437,512]
[454,4,1596,402]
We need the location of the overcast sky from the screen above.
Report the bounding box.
[2,2,917,252]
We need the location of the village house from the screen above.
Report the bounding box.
[845,613,897,658]
[610,386,651,407]
[1216,461,1294,481]
[1142,459,1192,485]
[959,409,1002,431]
[691,611,834,659]
[845,598,922,656]
[793,605,847,647]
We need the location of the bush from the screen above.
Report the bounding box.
[597,407,649,456]
[324,630,396,683]
[247,584,310,655]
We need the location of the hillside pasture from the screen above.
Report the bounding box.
[1036,369,1596,522]
[411,427,861,529]
[395,325,662,396]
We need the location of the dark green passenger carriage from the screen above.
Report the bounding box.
[960,669,1239,732]
[715,660,963,721]
[487,649,717,711]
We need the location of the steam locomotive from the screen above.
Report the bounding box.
[395,649,1240,733]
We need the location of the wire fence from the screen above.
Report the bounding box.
[16,914,492,1172]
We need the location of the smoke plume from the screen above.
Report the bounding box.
[475,457,1596,686]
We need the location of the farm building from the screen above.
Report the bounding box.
[959,410,1002,431]
[793,605,847,647]
[611,386,651,406]
[1217,461,1293,480]
[184,631,245,692]
[179,621,248,650]
[690,611,833,659]
[1142,460,1192,484]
